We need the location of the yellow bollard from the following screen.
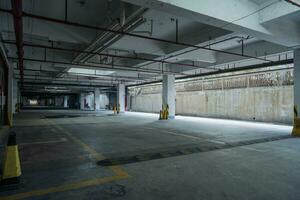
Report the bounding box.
[1,131,21,186]
[117,103,120,114]
[113,105,116,115]
[166,104,169,120]
[292,105,300,136]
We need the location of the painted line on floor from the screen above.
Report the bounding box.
[144,127,226,145]
[143,127,202,140]
[0,175,128,200]
[204,139,226,145]
[46,118,129,177]
[19,138,68,146]
[239,146,266,152]
[0,118,129,200]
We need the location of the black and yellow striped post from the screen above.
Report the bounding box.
[117,104,120,114]
[165,104,169,120]
[292,105,300,136]
[159,110,163,120]
[0,131,21,186]
[113,104,117,115]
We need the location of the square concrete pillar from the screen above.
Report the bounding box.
[162,74,176,119]
[64,96,69,108]
[12,78,18,114]
[293,49,300,136]
[117,84,125,112]
[94,88,100,110]
[7,64,13,126]
[80,93,85,110]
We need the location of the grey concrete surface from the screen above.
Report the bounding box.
[0,110,299,200]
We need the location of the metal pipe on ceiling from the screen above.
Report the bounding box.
[14,74,134,83]
[3,41,215,70]
[10,0,24,84]
[18,81,113,88]
[285,0,300,7]
[0,8,273,63]
[74,7,148,63]
[8,57,187,75]
[14,67,153,81]
[137,35,249,69]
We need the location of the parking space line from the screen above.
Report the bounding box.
[0,118,129,200]
[1,175,128,200]
[144,126,204,140]
[19,138,68,146]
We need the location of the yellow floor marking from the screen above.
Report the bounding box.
[46,118,129,176]
[1,175,128,200]
[0,118,129,200]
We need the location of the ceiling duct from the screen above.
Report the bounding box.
[73,2,147,64]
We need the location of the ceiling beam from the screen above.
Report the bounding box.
[3,41,214,70]
[8,57,185,75]
[10,0,24,84]
[0,8,273,62]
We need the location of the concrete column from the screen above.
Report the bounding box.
[293,49,300,136]
[117,84,125,112]
[12,78,18,114]
[80,93,85,110]
[94,88,100,110]
[7,64,13,126]
[64,96,69,108]
[162,74,176,119]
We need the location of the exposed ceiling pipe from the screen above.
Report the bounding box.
[14,74,134,83]
[19,81,113,88]
[8,57,187,75]
[3,41,215,70]
[137,35,251,69]
[73,7,147,63]
[0,8,273,62]
[284,0,300,7]
[10,0,24,84]
[14,68,153,81]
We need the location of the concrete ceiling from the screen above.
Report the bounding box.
[0,0,298,93]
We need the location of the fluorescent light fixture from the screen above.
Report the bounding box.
[68,68,115,77]
[29,100,38,105]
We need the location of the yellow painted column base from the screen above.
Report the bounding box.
[1,145,21,180]
[292,118,300,136]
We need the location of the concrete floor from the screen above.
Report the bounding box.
[1,110,299,200]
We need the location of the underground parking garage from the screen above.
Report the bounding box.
[0,0,300,199]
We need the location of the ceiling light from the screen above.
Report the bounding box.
[68,68,115,76]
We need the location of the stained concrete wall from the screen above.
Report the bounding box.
[99,94,109,109]
[130,93,162,113]
[128,65,294,124]
[176,86,292,124]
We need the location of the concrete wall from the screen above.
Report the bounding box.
[176,86,292,124]
[99,94,109,109]
[130,93,162,113]
[128,65,294,124]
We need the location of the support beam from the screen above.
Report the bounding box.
[293,49,300,136]
[80,93,85,110]
[117,84,125,113]
[123,0,300,47]
[0,8,272,62]
[11,0,24,84]
[7,63,14,127]
[94,88,100,110]
[63,95,69,108]
[162,74,176,119]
